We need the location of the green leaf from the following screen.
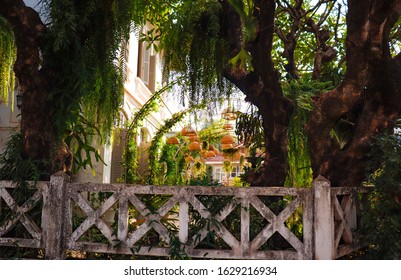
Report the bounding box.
[229,48,254,72]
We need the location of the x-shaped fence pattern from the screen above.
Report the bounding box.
[0,177,368,259]
[331,188,361,258]
[0,182,46,248]
[65,184,314,259]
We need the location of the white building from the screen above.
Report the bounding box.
[0,98,19,151]
[75,24,171,183]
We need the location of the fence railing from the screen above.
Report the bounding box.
[0,172,369,259]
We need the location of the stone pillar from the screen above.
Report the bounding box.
[42,171,69,260]
[313,176,335,260]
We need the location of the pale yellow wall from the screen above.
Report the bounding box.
[0,96,20,153]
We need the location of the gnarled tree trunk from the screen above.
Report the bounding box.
[0,0,72,177]
[222,0,401,187]
[306,0,401,187]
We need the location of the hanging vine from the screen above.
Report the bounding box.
[36,0,137,141]
[158,140,185,185]
[139,0,233,105]
[283,78,332,187]
[146,103,207,185]
[122,79,183,183]
[0,16,16,105]
[235,106,264,152]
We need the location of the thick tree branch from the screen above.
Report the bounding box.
[221,0,293,185]
[0,0,45,83]
[306,0,401,186]
[246,0,289,103]
[275,1,301,78]
[220,1,245,80]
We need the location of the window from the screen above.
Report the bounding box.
[212,166,244,183]
[122,39,130,81]
[214,167,222,182]
[141,42,150,85]
[231,166,242,178]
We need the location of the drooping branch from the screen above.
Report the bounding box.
[147,102,207,185]
[275,0,302,79]
[0,0,136,177]
[0,16,16,104]
[122,79,184,183]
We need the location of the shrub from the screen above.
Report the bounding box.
[361,133,401,259]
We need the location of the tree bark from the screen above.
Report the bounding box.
[0,0,72,177]
[306,0,401,187]
[222,0,293,186]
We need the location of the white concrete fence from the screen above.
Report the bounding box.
[0,172,369,259]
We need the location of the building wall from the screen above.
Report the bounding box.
[72,145,106,183]
[95,24,169,184]
[0,96,20,153]
[207,162,243,185]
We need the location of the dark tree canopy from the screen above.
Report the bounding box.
[135,0,401,187]
[1,0,401,186]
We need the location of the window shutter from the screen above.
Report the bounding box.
[148,55,156,92]
[110,129,128,183]
[141,43,150,84]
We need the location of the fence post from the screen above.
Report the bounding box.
[313,175,335,260]
[42,171,69,260]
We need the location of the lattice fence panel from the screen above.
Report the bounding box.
[0,182,47,249]
[63,184,314,259]
[331,187,369,258]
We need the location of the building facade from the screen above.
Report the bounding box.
[75,24,171,183]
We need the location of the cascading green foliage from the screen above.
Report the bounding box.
[235,106,264,152]
[122,80,183,183]
[234,107,264,183]
[283,78,332,187]
[135,0,233,105]
[135,0,340,188]
[39,0,135,141]
[0,16,16,105]
[122,93,161,184]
